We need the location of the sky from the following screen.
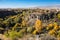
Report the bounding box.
[0,0,60,8]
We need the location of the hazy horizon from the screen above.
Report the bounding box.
[0,0,60,8]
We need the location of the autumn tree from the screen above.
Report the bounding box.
[33,17,42,34]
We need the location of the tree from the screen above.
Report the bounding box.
[57,13,60,20]
[48,30,56,36]
[34,19,42,33]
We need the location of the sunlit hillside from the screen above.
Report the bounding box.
[0,8,60,40]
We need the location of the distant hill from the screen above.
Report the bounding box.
[29,5,60,9]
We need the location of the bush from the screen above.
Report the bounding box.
[4,30,24,40]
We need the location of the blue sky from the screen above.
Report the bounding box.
[0,0,60,8]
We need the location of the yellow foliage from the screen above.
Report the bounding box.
[46,23,53,30]
[53,25,59,31]
[21,20,26,27]
[34,19,42,32]
[48,30,55,35]
[11,16,17,19]
[12,23,17,30]
[53,22,59,30]
[53,22,58,26]
[46,22,58,31]
[57,13,60,19]
[48,23,53,27]
[32,30,37,35]
[59,26,60,28]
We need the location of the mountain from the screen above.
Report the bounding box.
[29,5,60,9]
